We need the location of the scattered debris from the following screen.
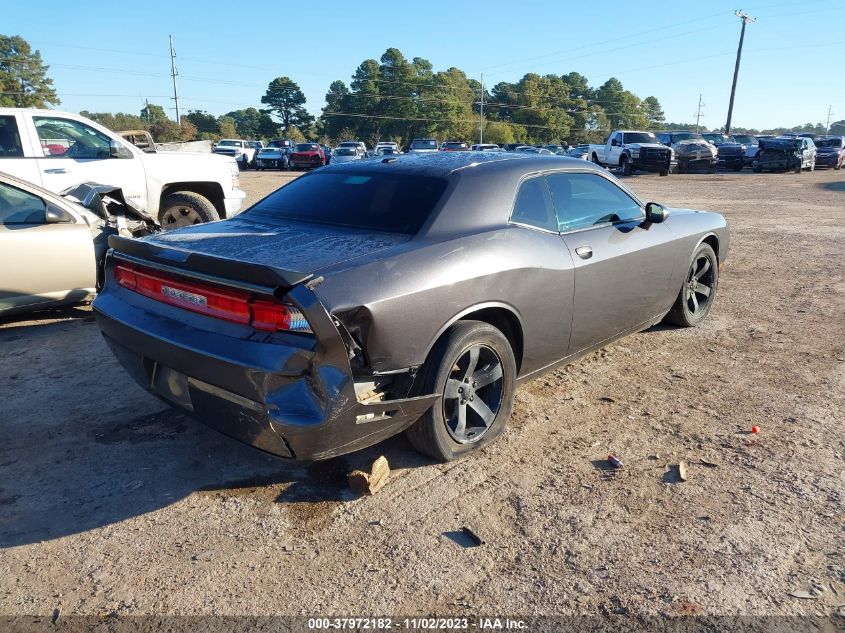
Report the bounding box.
[460,526,485,546]
[700,458,719,468]
[677,461,689,481]
[191,550,214,561]
[347,456,390,495]
[51,607,61,625]
[789,590,816,600]
[599,396,615,403]
[648,454,660,461]
[607,454,624,469]
[751,426,760,434]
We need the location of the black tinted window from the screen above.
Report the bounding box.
[248,172,447,234]
[546,173,641,232]
[0,116,24,157]
[0,182,47,225]
[511,177,557,231]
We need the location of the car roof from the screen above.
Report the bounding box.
[314,151,596,178]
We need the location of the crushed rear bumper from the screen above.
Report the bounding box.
[93,254,438,461]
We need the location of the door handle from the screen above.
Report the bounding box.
[575,245,593,260]
[44,168,68,174]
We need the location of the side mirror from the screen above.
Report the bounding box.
[45,204,72,224]
[109,139,132,159]
[611,139,618,147]
[645,202,668,223]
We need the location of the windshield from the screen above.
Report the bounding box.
[703,134,730,144]
[411,140,437,149]
[295,144,318,152]
[218,140,239,146]
[622,132,657,144]
[335,148,356,156]
[815,137,843,148]
[672,132,701,142]
[732,135,756,145]
[444,142,468,150]
[258,148,278,155]
[248,172,447,234]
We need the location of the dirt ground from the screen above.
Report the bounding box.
[1,167,844,622]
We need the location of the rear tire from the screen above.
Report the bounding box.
[405,321,516,462]
[664,243,719,328]
[158,192,220,230]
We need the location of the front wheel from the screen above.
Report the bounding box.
[158,192,220,230]
[405,321,516,461]
[659,169,669,177]
[619,156,632,176]
[664,243,719,327]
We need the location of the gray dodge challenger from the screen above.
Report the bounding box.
[93,152,728,461]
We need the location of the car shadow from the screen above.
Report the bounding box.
[0,402,433,549]
[818,181,845,192]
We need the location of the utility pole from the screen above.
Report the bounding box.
[169,34,181,126]
[695,94,704,133]
[825,105,833,134]
[479,74,484,144]
[725,10,755,135]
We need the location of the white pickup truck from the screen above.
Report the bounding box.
[0,108,246,229]
[588,130,672,176]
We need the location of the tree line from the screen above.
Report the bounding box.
[3,35,844,145]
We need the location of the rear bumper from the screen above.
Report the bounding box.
[92,276,437,461]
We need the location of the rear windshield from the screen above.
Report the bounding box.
[815,137,843,148]
[247,172,447,234]
[295,143,318,152]
[672,132,701,142]
[335,148,356,155]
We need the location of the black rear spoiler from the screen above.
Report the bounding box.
[107,235,313,289]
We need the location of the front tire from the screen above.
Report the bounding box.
[619,155,632,176]
[406,321,516,462]
[159,192,220,230]
[664,243,719,328]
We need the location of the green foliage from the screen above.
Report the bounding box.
[261,77,314,132]
[224,107,278,139]
[185,110,220,135]
[0,35,59,108]
[829,120,845,136]
[80,111,149,132]
[218,116,237,139]
[642,96,665,129]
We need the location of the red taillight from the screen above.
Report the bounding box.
[113,263,311,333]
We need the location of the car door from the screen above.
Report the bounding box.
[29,114,149,209]
[0,114,44,187]
[547,171,677,353]
[607,132,623,164]
[0,179,96,313]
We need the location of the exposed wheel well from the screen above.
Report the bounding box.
[160,182,226,218]
[701,234,720,260]
[458,307,524,373]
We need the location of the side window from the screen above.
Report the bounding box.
[510,177,557,232]
[0,116,24,157]
[0,182,47,225]
[546,173,643,232]
[34,116,112,159]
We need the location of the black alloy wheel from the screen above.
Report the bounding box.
[442,344,504,444]
[664,243,719,327]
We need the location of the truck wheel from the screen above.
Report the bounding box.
[619,156,632,176]
[591,153,601,165]
[794,159,802,174]
[835,160,842,171]
[659,169,669,177]
[159,192,220,230]
[406,320,516,462]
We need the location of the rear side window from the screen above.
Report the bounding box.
[0,116,24,157]
[248,172,447,234]
[34,116,112,158]
[510,177,557,231]
[546,173,642,232]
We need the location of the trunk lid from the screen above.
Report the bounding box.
[109,216,412,289]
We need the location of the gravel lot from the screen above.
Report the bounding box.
[1,167,843,621]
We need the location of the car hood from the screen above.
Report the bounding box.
[625,143,667,150]
[142,216,412,276]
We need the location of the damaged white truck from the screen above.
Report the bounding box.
[0,109,246,229]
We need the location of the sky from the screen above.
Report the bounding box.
[5,0,844,132]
